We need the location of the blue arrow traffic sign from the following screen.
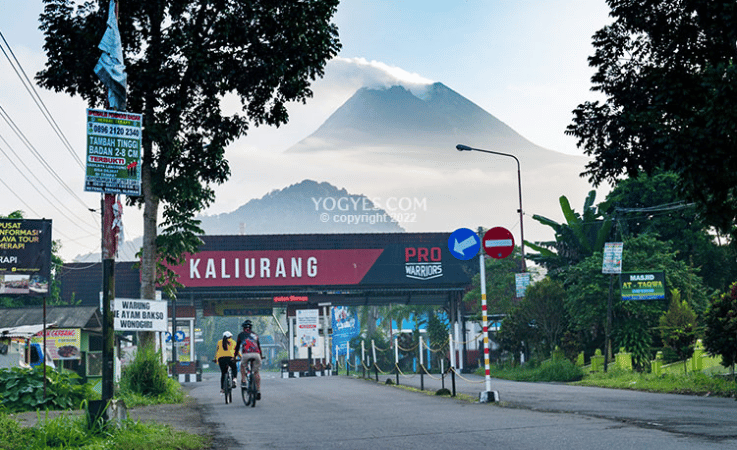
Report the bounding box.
[448,228,481,260]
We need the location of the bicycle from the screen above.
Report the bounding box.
[241,357,257,407]
[215,358,236,404]
[223,364,234,404]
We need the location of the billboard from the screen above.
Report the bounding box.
[0,219,52,295]
[620,271,666,300]
[31,329,81,360]
[85,108,142,195]
[166,233,473,289]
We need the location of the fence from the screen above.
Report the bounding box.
[333,332,486,397]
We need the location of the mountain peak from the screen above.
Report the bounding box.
[288,83,538,152]
[197,180,404,235]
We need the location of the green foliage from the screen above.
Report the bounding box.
[0,412,27,450]
[0,412,208,450]
[574,371,737,397]
[566,0,737,238]
[497,307,536,363]
[703,282,737,369]
[659,290,698,373]
[486,358,584,382]
[37,0,342,299]
[119,345,170,398]
[526,191,613,276]
[613,317,653,371]
[520,278,568,356]
[426,309,449,369]
[0,366,95,413]
[563,234,708,363]
[600,171,737,294]
[462,244,524,318]
[118,377,184,408]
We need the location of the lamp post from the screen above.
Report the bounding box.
[456,144,526,272]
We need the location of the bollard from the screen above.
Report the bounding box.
[451,368,456,397]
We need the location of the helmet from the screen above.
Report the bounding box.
[241,320,252,328]
[223,331,232,338]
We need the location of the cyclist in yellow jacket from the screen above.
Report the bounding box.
[214,331,237,393]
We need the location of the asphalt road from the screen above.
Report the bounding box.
[187,371,737,450]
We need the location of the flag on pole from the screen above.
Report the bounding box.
[94,0,127,110]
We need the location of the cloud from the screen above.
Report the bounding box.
[327,57,434,92]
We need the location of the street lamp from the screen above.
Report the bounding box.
[456,144,526,272]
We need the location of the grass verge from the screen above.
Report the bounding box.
[571,369,737,396]
[0,411,209,450]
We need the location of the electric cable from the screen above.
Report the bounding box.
[0,30,84,169]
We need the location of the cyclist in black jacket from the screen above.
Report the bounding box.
[234,320,263,399]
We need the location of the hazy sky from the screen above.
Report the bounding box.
[0,1,612,261]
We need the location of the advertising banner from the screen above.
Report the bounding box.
[621,271,666,300]
[332,306,359,356]
[602,242,623,274]
[85,108,142,195]
[31,329,81,360]
[113,298,168,332]
[515,273,531,298]
[296,309,319,348]
[0,219,52,295]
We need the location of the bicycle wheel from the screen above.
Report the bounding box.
[224,370,232,404]
[241,375,250,406]
[248,373,257,407]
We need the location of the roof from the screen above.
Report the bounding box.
[0,323,55,339]
[0,306,102,330]
[58,261,141,306]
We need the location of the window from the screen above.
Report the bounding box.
[86,352,102,377]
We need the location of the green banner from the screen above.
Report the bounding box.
[620,271,666,300]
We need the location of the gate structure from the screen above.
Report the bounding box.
[167,232,474,377]
[59,232,476,380]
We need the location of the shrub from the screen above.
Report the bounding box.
[535,358,584,382]
[0,366,96,413]
[120,344,169,397]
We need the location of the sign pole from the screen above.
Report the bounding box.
[480,253,492,393]
[101,194,116,404]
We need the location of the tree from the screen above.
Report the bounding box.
[703,282,737,372]
[563,234,707,361]
[37,0,341,344]
[462,247,525,319]
[566,0,737,239]
[426,309,449,369]
[518,278,568,357]
[526,190,613,277]
[659,290,698,374]
[600,170,737,293]
[497,306,536,364]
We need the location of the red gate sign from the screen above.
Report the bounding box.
[483,227,515,259]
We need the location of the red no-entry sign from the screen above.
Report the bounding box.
[483,227,515,259]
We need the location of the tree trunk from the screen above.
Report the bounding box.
[139,157,159,349]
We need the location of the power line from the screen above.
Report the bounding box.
[0,130,97,233]
[0,106,98,225]
[0,30,84,169]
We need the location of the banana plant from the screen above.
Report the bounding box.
[526,190,613,275]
